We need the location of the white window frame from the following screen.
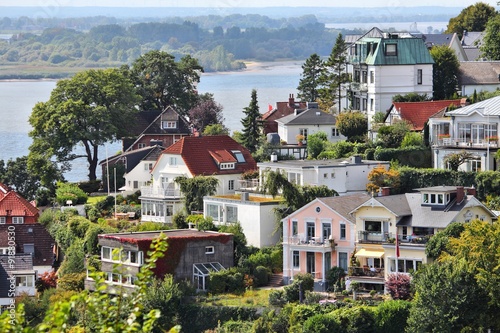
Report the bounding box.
[169,157,177,166]
[226,205,238,223]
[293,250,300,268]
[161,121,177,129]
[138,143,146,149]
[331,128,340,137]
[12,217,24,224]
[205,246,215,254]
[16,275,35,287]
[417,69,423,85]
[220,163,235,170]
[0,217,5,224]
[228,179,235,191]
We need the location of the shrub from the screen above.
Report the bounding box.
[55,181,88,205]
[35,270,58,293]
[57,272,86,291]
[269,289,287,307]
[78,180,101,194]
[374,146,432,168]
[303,313,340,333]
[253,266,271,287]
[385,273,412,300]
[331,306,376,333]
[172,211,188,229]
[375,300,412,333]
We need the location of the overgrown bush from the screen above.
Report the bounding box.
[303,313,340,333]
[385,273,412,300]
[374,146,432,168]
[172,211,188,229]
[178,304,257,333]
[269,289,287,307]
[208,268,245,294]
[375,300,412,333]
[78,180,101,194]
[55,181,88,205]
[331,306,376,333]
[253,266,271,287]
[57,272,86,291]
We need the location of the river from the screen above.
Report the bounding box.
[0,61,302,182]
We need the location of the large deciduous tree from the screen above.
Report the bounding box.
[481,15,500,60]
[445,2,497,39]
[430,45,459,100]
[240,89,263,153]
[28,68,140,182]
[188,93,226,133]
[127,50,203,114]
[318,33,350,112]
[335,111,367,142]
[297,53,323,102]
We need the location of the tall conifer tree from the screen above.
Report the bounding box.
[240,89,262,153]
[297,53,324,102]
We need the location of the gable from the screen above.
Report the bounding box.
[0,189,39,218]
[390,100,463,131]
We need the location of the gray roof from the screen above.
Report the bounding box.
[412,33,455,48]
[414,185,461,192]
[464,47,483,61]
[446,95,500,117]
[258,158,387,170]
[459,61,500,85]
[275,108,337,126]
[373,194,412,217]
[461,31,484,47]
[317,193,372,223]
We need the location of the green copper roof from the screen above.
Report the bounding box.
[356,36,434,66]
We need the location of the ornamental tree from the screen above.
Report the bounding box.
[28,68,140,181]
[335,111,368,142]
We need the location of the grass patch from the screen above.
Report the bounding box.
[198,288,273,307]
[87,196,108,205]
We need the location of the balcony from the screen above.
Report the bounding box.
[238,178,259,191]
[140,184,182,199]
[434,137,498,148]
[288,235,336,250]
[358,231,393,244]
[350,82,368,92]
[348,266,384,278]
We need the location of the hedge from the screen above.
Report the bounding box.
[374,146,432,168]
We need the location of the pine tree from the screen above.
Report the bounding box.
[318,33,350,112]
[297,53,324,102]
[240,89,262,153]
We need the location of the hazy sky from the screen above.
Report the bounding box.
[1,0,496,7]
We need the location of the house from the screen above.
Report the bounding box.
[458,61,500,97]
[412,32,467,61]
[348,185,496,291]
[257,155,390,196]
[140,135,257,223]
[461,31,485,61]
[203,192,283,248]
[346,28,434,128]
[429,95,500,171]
[385,99,464,130]
[84,229,234,292]
[275,102,345,145]
[0,254,36,307]
[282,193,371,291]
[261,94,307,135]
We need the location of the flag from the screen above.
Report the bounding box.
[268,104,273,111]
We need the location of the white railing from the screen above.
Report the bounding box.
[140,185,182,198]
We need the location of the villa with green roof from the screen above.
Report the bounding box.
[346,28,434,133]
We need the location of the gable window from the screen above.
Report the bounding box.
[226,206,238,223]
[417,69,423,85]
[340,223,346,239]
[23,244,34,256]
[12,217,24,224]
[161,121,177,129]
[205,246,215,254]
[232,150,246,163]
[332,128,340,137]
[385,43,397,56]
[0,217,5,224]
[293,251,300,268]
[220,163,235,170]
[138,143,146,149]
[169,157,177,166]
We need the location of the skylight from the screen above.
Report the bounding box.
[232,150,246,163]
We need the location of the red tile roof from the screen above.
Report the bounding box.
[262,97,307,134]
[391,100,463,131]
[0,183,39,219]
[161,135,257,176]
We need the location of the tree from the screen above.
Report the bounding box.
[335,111,367,142]
[306,131,328,159]
[481,14,500,60]
[240,89,263,153]
[443,150,473,171]
[425,222,465,260]
[366,166,400,194]
[28,68,140,181]
[392,92,429,102]
[445,2,497,39]
[385,273,411,300]
[318,33,350,112]
[203,123,229,136]
[174,175,219,213]
[297,53,324,102]
[127,50,203,114]
[376,121,412,148]
[401,132,424,148]
[188,93,226,133]
[430,45,459,100]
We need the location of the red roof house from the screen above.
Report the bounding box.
[262,94,307,135]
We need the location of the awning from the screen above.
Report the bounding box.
[355,249,385,258]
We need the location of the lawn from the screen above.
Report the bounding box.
[87,195,107,204]
[197,288,273,307]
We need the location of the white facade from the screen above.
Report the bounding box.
[123,160,154,192]
[204,194,281,248]
[277,122,344,145]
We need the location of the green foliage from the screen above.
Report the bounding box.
[430,45,460,100]
[57,272,86,291]
[57,239,86,277]
[336,111,368,142]
[372,111,387,123]
[376,121,412,148]
[174,175,219,213]
[331,306,376,333]
[297,53,324,102]
[445,2,497,38]
[203,123,230,136]
[283,273,315,303]
[443,150,474,171]
[172,211,188,229]
[303,313,341,333]
[400,132,424,148]
[392,92,429,102]
[186,214,216,231]
[481,15,500,60]
[326,266,347,291]
[218,222,248,266]
[253,266,271,287]
[178,304,257,333]
[28,68,140,181]
[208,268,245,294]
[77,180,101,194]
[55,181,88,205]
[306,131,328,159]
[375,300,412,333]
[425,222,465,259]
[189,93,227,134]
[241,89,263,153]
[374,146,432,168]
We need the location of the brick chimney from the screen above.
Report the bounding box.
[288,94,295,107]
[466,186,476,197]
[381,187,391,196]
[456,186,465,203]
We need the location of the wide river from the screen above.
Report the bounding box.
[0,61,303,182]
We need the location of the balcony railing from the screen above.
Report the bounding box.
[140,184,182,199]
[348,266,384,278]
[358,231,393,243]
[434,137,498,148]
[350,82,368,92]
[238,178,259,191]
[289,235,336,248]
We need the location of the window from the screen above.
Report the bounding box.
[370,70,374,83]
[390,258,422,273]
[293,251,300,268]
[340,223,346,239]
[339,252,348,271]
[207,204,222,222]
[144,163,153,171]
[322,223,331,241]
[231,150,246,163]
[220,163,235,170]
[102,247,111,260]
[385,43,397,56]
[133,181,138,189]
[16,275,34,287]
[12,217,24,224]
[161,121,177,129]
[323,173,328,179]
[332,128,340,137]
[331,172,335,179]
[288,172,301,185]
[169,157,177,166]
[299,128,308,140]
[0,248,8,255]
[362,71,367,83]
[362,99,367,111]
[226,206,238,223]
[370,99,374,111]
[365,221,382,233]
[417,69,422,85]
[138,143,146,149]
[166,205,173,217]
[292,221,298,236]
[0,217,5,224]
[205,246,215,254]
[23,244,34,256]
[124,251,143,265]
[306,222,315,241]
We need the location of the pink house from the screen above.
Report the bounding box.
[282,193,371,291]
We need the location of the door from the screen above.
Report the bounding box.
[307,252,315,276]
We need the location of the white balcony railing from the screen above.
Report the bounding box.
[434,137,498,148]
[140,184,182,199]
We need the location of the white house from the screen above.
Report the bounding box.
[203,193,282,248]
[346,28,434,128]
[275,103,345,144]
[140,135,257,223]
[458,62,500,97]
[257,155,390,195]
[429,96,500,172]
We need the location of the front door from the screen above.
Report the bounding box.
[307,252,315,276]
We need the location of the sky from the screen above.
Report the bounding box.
[0,0,496,7]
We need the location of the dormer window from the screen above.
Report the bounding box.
[231,150,246,163]
[385,43,397,56]
[422,192,446,205]
[220,163,235,170]
[161,121,177,129]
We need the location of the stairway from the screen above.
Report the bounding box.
[268,273,284,288]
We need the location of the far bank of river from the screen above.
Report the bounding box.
[0,60,303,182]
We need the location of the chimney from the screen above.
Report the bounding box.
[351,155,362,164]
[466,186,476,197]
[288,94,295,107]
[456,186,465,204]
[381,187,391,196]
[460,98,468,107]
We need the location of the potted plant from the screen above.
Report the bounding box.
[328,236,337,250]
[296,134,305,146]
